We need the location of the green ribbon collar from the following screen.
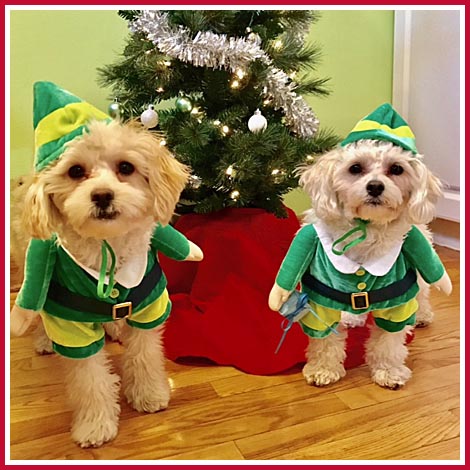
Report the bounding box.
[97,240,116,299]
[332,219,369,256]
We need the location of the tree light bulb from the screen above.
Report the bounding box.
[156,87,164,93]
[306,154,314,161]
[160,140,167,146]
[213,120,221,126]
[273,39,283,50]
[163,60,172,66]
[236,69,246,79]
[226,165,234,176]
[231,80,240,89]
[222,125,230,134]
[271,169,280,175]
[230,190,240,200]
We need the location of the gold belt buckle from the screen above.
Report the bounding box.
[112,301,133,320]
[351,292,369,310]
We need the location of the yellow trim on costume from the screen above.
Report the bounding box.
[299,301,341,332]
[371,298,419,323]
[40,311,105,348]
[35,102,109,149]
[350,120,415,138]
[130,289,170,325]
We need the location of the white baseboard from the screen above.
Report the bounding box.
[435,190,460,223]
[433,233,460,251]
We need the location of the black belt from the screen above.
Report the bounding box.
[301,269,417,310]
[47,260,163,320]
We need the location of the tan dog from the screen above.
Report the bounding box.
[270,139,451,389]
[11,120,203,447]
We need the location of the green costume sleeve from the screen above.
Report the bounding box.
[402,226,445,284]
[16,238,57,311]
[276,224,317,291]
[151,223,191,261]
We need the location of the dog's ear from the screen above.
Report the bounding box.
[22,174,60,239]
[298,149,342,220]
[407,157,443,224]
[146,140,190,225]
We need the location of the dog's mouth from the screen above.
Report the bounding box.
[94,210,120,220]
[365,198,383,206]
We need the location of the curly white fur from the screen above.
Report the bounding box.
[11,120,191,447]
[296,139,447,389]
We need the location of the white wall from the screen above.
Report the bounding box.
[393,9,461,223]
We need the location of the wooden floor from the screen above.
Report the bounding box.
[9,246,461,461]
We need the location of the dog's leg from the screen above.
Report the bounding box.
[64,349,120,448]
[104,320,124,343]
[341,311,368,328]
[366,323,412,389]
[32,320,54,355]
[121,325,170,413]
[302,324,347,386]
[415,276,434,327]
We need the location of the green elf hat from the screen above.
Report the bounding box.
[340,103,418,154]
[33,81,111,172]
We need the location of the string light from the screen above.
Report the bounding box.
[163,60,172,66]
[271,169,280,175]
[160,140,167,146]
[222,125,230,134]
[225,165,235,177]
[230,190,240,200]
[156,87,164,93]
[231,79,240,89]
[306,154,314,161]
[236,69,246,79]
[273,39,283,50]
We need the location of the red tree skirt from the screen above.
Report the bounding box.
[160,207,407,375]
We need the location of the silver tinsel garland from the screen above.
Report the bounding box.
[130,10,319,138]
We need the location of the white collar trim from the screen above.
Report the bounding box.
[59,242,148,288]
[313,221,404,276]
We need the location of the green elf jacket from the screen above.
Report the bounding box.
[16,223,190,324]
[276,223,446,314]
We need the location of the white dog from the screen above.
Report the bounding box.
[269,135,452,390]
[11,118,203,447]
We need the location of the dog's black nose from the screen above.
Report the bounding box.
[366,180,385,197]
[91,190,114,209]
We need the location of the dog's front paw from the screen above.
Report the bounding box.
[302,362,345,387]
[371,365,412,390]
[415,308,434,328]
[125,378,171,413]
[71,416,119,448]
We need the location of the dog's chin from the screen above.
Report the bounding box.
[74,214,149,239]
[355,202,401,224]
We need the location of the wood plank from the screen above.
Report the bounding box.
[162,442,245,460]
[235,384,460,460]
[279,411,459,460]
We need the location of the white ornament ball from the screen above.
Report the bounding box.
[141,105,159,129]
[248,109,267,133]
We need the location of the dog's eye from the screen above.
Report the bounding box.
[349,163,363,175]
[68,165,86,179]
[118,161,135,175]
[389,164,404,176]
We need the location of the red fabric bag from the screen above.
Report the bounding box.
[160,207,397,375]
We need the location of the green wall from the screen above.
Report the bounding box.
[9,9,394,214]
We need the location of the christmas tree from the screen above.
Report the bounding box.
[98,10,339,217]
[98,10,341,374]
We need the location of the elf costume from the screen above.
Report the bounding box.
[274,104,447,338]
[15,82,192,359]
